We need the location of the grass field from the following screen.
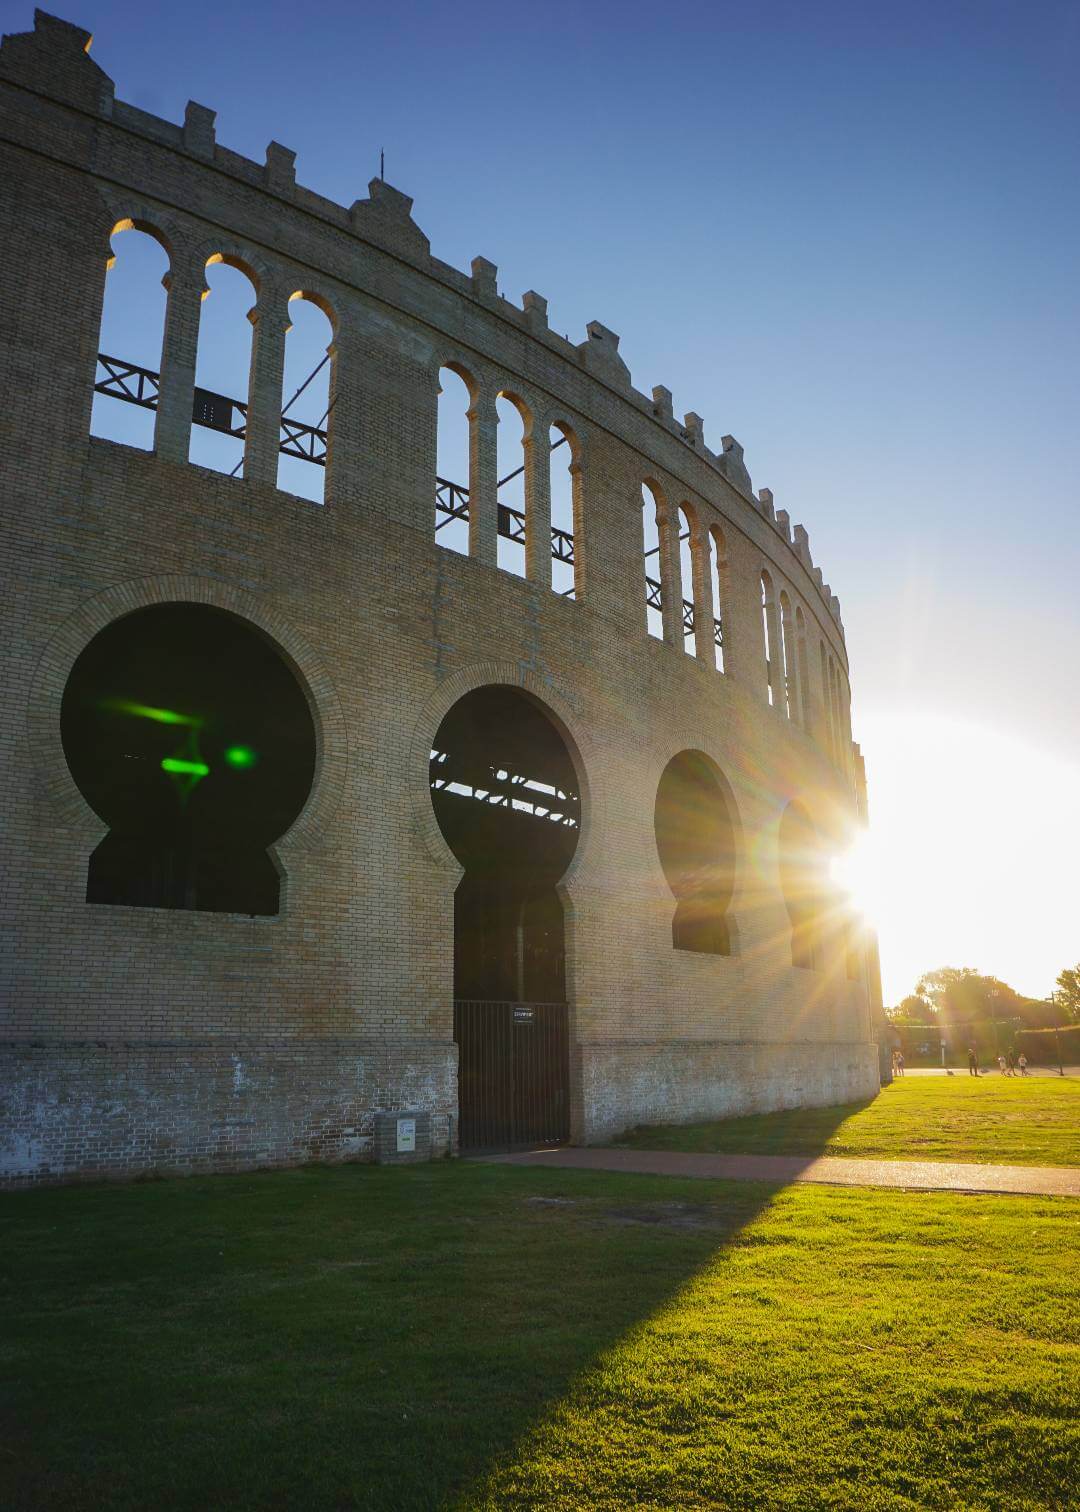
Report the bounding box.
[614,1073,1080,1167]
[3,1162,1077,1510]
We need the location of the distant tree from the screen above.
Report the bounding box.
[1056,964,1080,1024]
[887,993,936,1024]
[914,968,1024,1026]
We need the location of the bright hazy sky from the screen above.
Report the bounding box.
[63,0,1079,1002]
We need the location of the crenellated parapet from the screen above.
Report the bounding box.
[0,8,847,643]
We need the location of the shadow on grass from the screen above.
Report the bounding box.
[0,1103,856,1512]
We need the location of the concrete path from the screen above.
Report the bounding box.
[901,1066,1077,1078]
[477,1146,1080,1197]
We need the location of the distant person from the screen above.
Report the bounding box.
[1018,1052,1029,1076]
[895,1050,905,1077]
[1006,1050,1017,1075]
[967,1044,979,1077]
[997,1053,1008,1075]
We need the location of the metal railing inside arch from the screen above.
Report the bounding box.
[434,435,576,587]
[95,353,580,587]
[93,353,329,466]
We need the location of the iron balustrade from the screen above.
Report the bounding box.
[435,475,576,573]
[645,588,696,636]
[96,353,578,551]
[192,386,246,438]
[94,354,160,410]
[645,577,723,650]
[453,999,570,1150]
[94,353,328,465]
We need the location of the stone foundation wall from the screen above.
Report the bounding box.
[1,1039,457,1187]
[578,1040,880,1145]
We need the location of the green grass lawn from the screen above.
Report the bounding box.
[2,1162,1077,1510]
[614,1074,1080,1167]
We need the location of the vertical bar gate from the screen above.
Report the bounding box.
[453,1000,570,1150]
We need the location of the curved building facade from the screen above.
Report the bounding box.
[0,11,882,1185]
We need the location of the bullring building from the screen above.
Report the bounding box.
[0,11,882,1186]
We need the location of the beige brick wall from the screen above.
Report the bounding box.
[0,12,880,1186]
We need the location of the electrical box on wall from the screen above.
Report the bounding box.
[373,1110,431,1164]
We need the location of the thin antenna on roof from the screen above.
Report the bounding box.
[380,148,385,181]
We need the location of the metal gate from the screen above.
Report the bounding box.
[454,1000,570,1150]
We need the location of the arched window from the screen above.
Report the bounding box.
[276,292,334,505]
[495,395,528,578]
[493,396,526,577]
[833,660,851,772]
[189,256,258,476]
[550,422,579,598]
[61,604,316,915]
[779,801,824,970]
[707,526,727,673]
[642,482,664,639]
[795,607,811,728]
[654,750,738,955]
[820,641,835,758]
[91,222,170,451]
[761,571,778,705]
[828,655,842,764]
[778,591,796,720]
[678,507,696,656]
[435,365,473,556]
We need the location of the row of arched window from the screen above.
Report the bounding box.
[91,225,335,503]
[641,484,728,672]
[433,365,582,597]
[761,568,852,773]
[90,222,852,776]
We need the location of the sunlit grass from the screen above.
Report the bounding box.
[614,1074,1080,1167]
[469,1181,1078,1510]
[3,1163,1077,1510]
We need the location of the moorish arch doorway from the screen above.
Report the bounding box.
[430,686,581,1149]
[61,604,316,915]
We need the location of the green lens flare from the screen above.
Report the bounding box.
[161,758,210,777]
[224,745,258,769]
[103,699,202,728]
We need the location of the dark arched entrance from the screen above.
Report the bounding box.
[430,686,580,1148]
[61,604,316,915]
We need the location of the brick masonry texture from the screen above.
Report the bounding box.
[0,11,882,1187]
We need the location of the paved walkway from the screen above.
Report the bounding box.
[478,1146,1080,1197]
[901,1066,1076,1078]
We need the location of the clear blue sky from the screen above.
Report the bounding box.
[48,1,1080,998]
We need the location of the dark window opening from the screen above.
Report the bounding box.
[430,686,580,1003]
[61,605,316,915]
[654,750,737,956]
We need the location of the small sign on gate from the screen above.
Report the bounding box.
[396,1116,416,1153]
[513,1005,535,1025]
